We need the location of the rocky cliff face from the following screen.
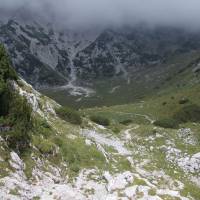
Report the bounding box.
[74,26,200,80]
[0,17,100,88]
[1,12,200,90]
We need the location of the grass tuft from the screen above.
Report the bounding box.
[56,106,82,125]
[90,115,110,126]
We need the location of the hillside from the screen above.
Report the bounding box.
[42,49,200,108]
[0,44,200,199]
[1,14,200,107]
[1,2,200,199]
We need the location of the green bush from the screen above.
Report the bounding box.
[120,119,133,125]
[154,118,179,129]
[90,115,110,126]
[179,98,189,104]
[0,44,34,152]
[54,137,105,175]
[0,84,11,116]
[173,104,200,123]
[0,44,56,153]
[33,136,55,154]
[39,139,55,154]
[6,95,33,151]
[112,126,120,134]
[34,118,53,138]
[56,106,82,125]
[0,45,17,117]
[0,45,17,81]
[154,104,200,129]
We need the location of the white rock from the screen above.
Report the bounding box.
[177,128,196,145]
[124,185,138,198]
[9,152,24,171]
[150,146,154,151]
[104,171,134,192]
[81,129,132,156]
[192,152,200,159]
[85,139,92,146]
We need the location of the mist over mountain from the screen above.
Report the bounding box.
[1,0,200,30]
[1,0,200,106]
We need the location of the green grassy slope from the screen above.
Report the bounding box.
[0,45,106,178]
[81,61,200,199]
[83,57,200,133]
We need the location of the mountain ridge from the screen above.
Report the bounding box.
[1,14,200,91]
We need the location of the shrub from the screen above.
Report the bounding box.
[112,126,120,134]
[154,118,179,129]
[148,189,157,196]
[173,104,200,123]
[0,44,34,152]
[56,106,82,125]
[0,46,17,81]
[120,119,133,125]
[54,137,105,175]
[0,45,17,117]
[38,140,55,154]
[32,135,55,154]
[90,115,110,126]
[0,84,11,116]
[154,104,200,129]
[6,95,33,151]
[34,118,53,138]
[179,98,189,104]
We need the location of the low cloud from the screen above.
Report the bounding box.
[1,0,200,30]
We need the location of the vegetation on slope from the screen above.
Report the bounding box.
[154,103,200,129]
[83,78,200,133]
[0,44,106,178]
[42,50,200,109]
[81,80,200,199]
[90,115,110,126]
[56,106,82,125]
[0,44,33,152]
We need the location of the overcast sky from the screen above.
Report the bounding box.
[1,0,200,29]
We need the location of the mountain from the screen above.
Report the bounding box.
[1,11,200,107]
[0,17,100,88]
[0,44,200,200]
